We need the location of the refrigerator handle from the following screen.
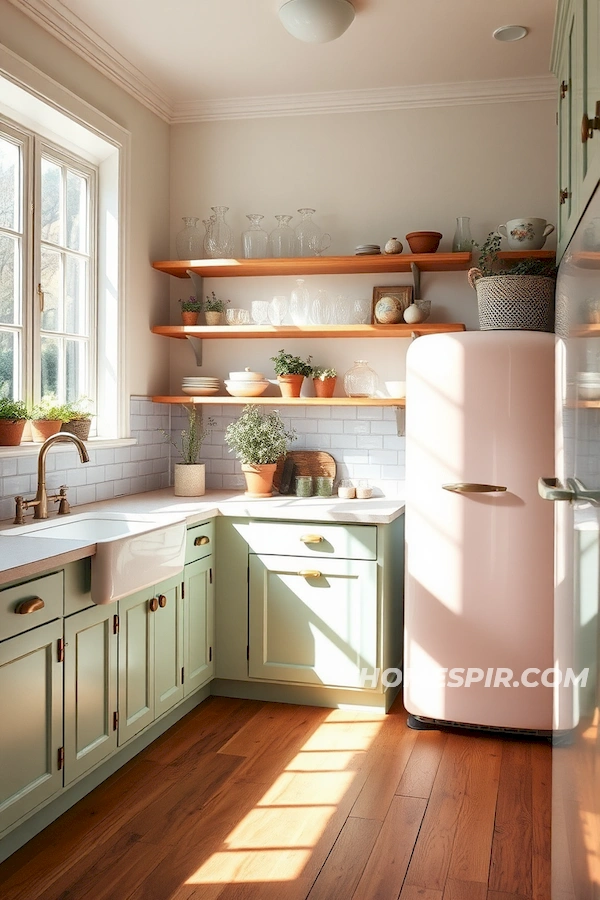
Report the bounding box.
[442,482,507,493]
[538,476,600,505]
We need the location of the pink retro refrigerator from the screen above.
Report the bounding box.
[403,330,555,732]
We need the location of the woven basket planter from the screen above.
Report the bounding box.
[60,419,92,440]
[468,268,555,332]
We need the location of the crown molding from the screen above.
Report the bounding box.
[171,76,557,123]
[7,0,173,122]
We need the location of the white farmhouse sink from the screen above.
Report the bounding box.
[5,512,187,604]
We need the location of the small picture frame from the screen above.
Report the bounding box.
[372,285,414,324]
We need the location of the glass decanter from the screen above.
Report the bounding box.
[206,206,234,258]
[295,208,323,258]
[202,216,214,257]
[343,360,378,397]
[242,214,269,259]
[269,215,296,258]
[452,216,473,252]
[289,278,310,325]
[176,216,203,260]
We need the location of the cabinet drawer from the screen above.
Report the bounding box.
[0,572,64,642]
[186,520,215,563]
[242,521,377,560]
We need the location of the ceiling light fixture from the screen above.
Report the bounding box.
[493,25,529,42]
[278,0,355,43]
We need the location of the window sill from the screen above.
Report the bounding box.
[0,438,137,458]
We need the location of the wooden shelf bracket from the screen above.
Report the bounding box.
[187,269,204,364]
[410,262,422,302]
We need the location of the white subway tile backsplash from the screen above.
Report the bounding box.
[357,407,383,420]
[357,435,383,450]
[343,420,370,435]
[330,406,357,420]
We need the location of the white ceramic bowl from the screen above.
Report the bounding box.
[224,380,269,397]
[385,380,406,398]
[228,368,265,382]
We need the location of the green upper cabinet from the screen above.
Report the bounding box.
[553,0,600,258]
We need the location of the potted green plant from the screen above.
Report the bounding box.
[0,397,29,446]
[224,404,296,497]
[204,291,229,325]
[468,232,557,332]
[162,405,215,496]
[60,397,94,440]
[311,365,337,399]
[270,349,313,398]
[29,396,71,442]
[180,295,203,326]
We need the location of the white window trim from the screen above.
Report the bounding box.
[0,41,131,440]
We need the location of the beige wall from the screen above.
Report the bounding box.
[169,100,557,389]
[0,0,171,400]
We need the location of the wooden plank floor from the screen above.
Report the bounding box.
[0,695,551,900]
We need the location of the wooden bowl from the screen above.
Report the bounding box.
[405,231,442,253]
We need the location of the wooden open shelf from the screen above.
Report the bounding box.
[496,250,556,262]
[570,324,600,337]
[151,323,466,340]
[153,395,406,407]
[566,400,600,408]
[151,252,472,278]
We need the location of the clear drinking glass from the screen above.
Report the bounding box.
[353,298,372,324]
[268,295,288,325]
[269,215,296,258]
[242,214,269,258]
[310,289,332,325]
[251,300,270,324]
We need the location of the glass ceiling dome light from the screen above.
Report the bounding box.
[278,0,355,43]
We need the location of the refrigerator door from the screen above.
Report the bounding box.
[404,330,555,730]
[550,191,600,897]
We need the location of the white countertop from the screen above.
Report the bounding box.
[0,488,405,587]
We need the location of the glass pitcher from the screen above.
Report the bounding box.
[269,215,296,258]
[295,208,330,258]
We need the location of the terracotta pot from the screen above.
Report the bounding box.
[205,311,224,325]
[313,376,337,398]
[174,463,206,497]
[405,231,442,254]
[60,418,92,441]
[241,463,277,498]
[181,311,199,326]
[277,374,305,398]
[0,419,26,446]
[31,420,62,442]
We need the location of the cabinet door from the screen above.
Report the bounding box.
[183,557,214,697]
[557,6,576,245]
[118,588,155,745]
[154,574,184,718]
[0,620,63,834]
[582,0,600,201]
[64,605,118,785]
[249,554,378,689]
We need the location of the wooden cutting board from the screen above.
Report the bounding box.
[273,450,336,493]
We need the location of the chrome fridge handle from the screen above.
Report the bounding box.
[538,476,600,505]
[442,483,507,494]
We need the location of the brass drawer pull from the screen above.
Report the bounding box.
[299,570,322,578]
[15,597,45,615]
[149,597,159,612]
[300,534,324,543]
[194,535,210,546]
[158,594,167,608]
[442,483,507,494]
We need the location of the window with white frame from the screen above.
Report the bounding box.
[0,119,96,409]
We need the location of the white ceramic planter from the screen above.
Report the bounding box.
[174,463,205,497]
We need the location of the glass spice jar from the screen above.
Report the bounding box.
[295,475,313,497]
[315,476,334,497]
[338,479,356,499]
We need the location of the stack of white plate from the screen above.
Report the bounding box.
[181,376,220,396]
[355,244,381,256]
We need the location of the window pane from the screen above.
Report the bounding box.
[66,339,86,401]
[40,247,61,332]
[0,330,19,399]
[0,137,20,232]
[41,335,59,398]
[66,170,87,252]
[41,158,62,244]
[0,233,20,325]
[65,255,87,335]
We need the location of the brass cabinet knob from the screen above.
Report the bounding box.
[15,597,45,615]
[158,594,167,608]
[194,535,210,546]
[149,597,159,612]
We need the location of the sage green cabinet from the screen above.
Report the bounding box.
[183,555,214,696]
[249,554,378,688]
[117,573,183,745]
[0,619,63,835]
[64,604,118,785]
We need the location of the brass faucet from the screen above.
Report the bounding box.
[14,432,90,524]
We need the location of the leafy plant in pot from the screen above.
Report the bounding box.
[59,397,93,441]
[180,295,203,326]
[224,404,296,497]
[0,398,29,446]
[204,291,229,325]
[469,232,558,332]
[162,405,215,496]
[271,349,313,398]
[29,396,71,442]
[311,365,337,399]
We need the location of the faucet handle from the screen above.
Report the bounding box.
[56,486,70,516]
[14,496,25,525]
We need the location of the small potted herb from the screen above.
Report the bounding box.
[60,397,94,441]
[204,291,229,325]
[0,397,29,446]
[224,404,296,497]
[162,405,215,496]
[311,365,337,399]
[270,349,313,398]
[29,396,71,442]
[180,295,203,326]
